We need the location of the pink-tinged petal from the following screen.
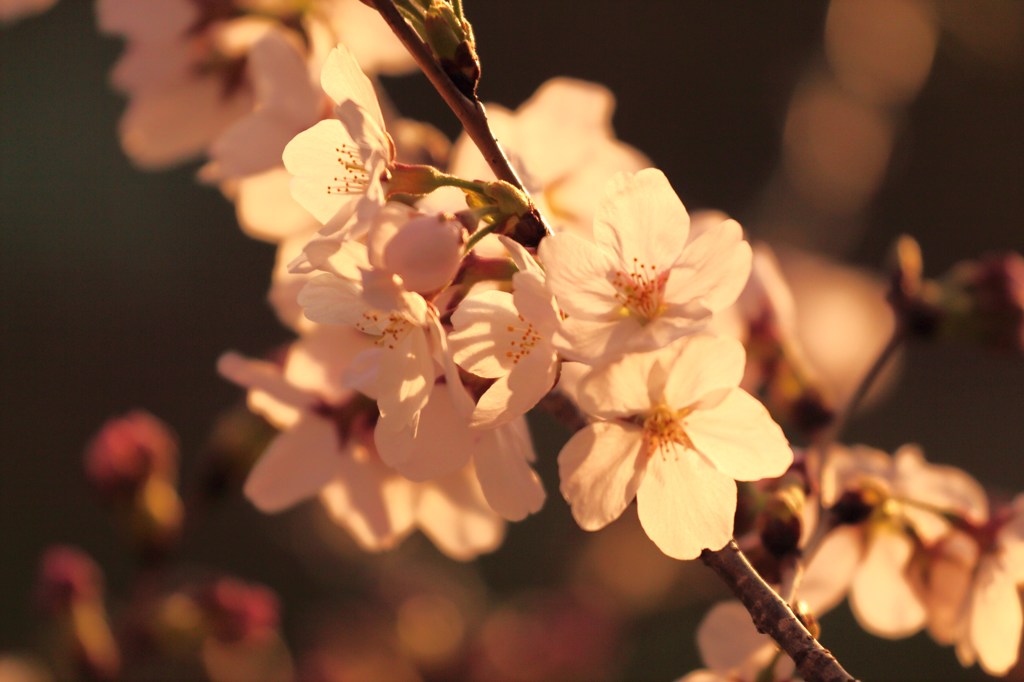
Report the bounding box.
[577,349,660,418]
[96,0,195,42]
[285,325,374,403]
[970,556,1023,676]
[318,0,414,76]
[297,274,368,327]
[118,75,253,169]
[282,119,361,224]
[893,446,989,540]
[320,44,386,131]
[664,220,752,315]
[471,349,559,428]
[661,334,746,408]
[374,385,473,480]
[249,31,320,124]
[820,444,892,507]
[800,525,864,615]
[538,232,620,318]
[416,463,505,560]
[210,111,298,179]
[513,271,562,335]
[474,421,545,521]
[998,496,1024,582]
[592,169,690,269]
[217,352,316,426]
[924,530,975,646]
[697,601,774,674]
[558,422,646,531]
[685,389,792,482]
[244,416,338,513]
[849,527,926,638]
[375,327,434,428]
[235,169,318,242]
[636,448,735,560]
[319,460,416,552]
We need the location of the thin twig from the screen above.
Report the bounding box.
[701,542,856,682]
[368,0,553,240]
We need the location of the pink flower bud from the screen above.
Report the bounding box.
[196,578,280,644]
[35,545,102,615]
[83,411,178,498]
[369,207,465,294]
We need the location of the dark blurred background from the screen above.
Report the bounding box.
[2,1,1023,679]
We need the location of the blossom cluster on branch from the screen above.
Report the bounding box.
[7,0,1024,680]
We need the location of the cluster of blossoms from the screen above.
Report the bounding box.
[24,0,1018,678]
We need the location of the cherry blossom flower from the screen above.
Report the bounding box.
[296,241,442,433]
[558,333,792,559]
[217,326,505,559]
[448,238,561,428]
[283,43,395,237]
[681,601,798,682]
[538,169,752,365]
[801,444,990,638]
[447,78,649,236]
[374,382,546,522]
[922,495,1024,676]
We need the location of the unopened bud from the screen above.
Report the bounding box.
[197,579,280,644]
[368,206,466,294]
[132,476,185,559]
[423,2,479,98]
[889,234,924,301]
[84,411,178,499]
[35,546,102,615]
[758,484,806,557]
[793,600,821,639]
[938,252,1024,353]
[386,163,449,197]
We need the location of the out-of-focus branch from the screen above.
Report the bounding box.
[368,0,552,244]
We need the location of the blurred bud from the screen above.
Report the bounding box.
[197,579,280,644]
[197,405,275,501]
[34,547,120,680]
[132,476,185,559]
[423,1,480,98]
[83,410,178,499]
[758,481,806,558]
[792,600,821,640]
[887,235,943,336]
[938,252,1024,352]
[830,485,884,525]
[368,206,466,293]
[35,546,102,615]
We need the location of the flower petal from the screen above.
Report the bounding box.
[970,556,1023,676]
[558,422,645,531]
[660,334,745,408]
[243,416,338,513]
[636,447,735,560]
[474,421,545,521]
[849,527,926,638]
[415,464,506,560]
[685,389,792,482]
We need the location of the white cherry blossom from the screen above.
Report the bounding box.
[558,333,792,560]
[538,168,752,365]
[448,238,561,428]
[283,43,394,237]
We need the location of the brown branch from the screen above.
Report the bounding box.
[368,0,552,244]
[701,542,856,682]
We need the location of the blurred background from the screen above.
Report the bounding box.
[1,1,1023,679]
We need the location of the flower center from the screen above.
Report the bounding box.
[503,315,542,365]
[355,311,413,349]
[641,404,694,458]
[611,257,668,323]
[327,144,371,195]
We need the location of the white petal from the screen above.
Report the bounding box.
[685,389,792,482]
[697,601,773,674]
[576,347,661,418]
[244,416,338,513]
[374,385,473,480]
[282,119,361,224]
[636,447,735,560]
[537,232,621,318]
[474,422,545,521]
[470,349,559,428]
[449,290,521,378]
[849,527,926,638]
[320,44,386,132]
[376,326,434,427]
[592,168,690,270]
[319,461,415,552]
[665,219,752,315]
[660,334,745,408]
[297,274,367,327]
[800,525,864,615]
[558,422,646,531]
[415,464,506,560]
[970,557,1023,676]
